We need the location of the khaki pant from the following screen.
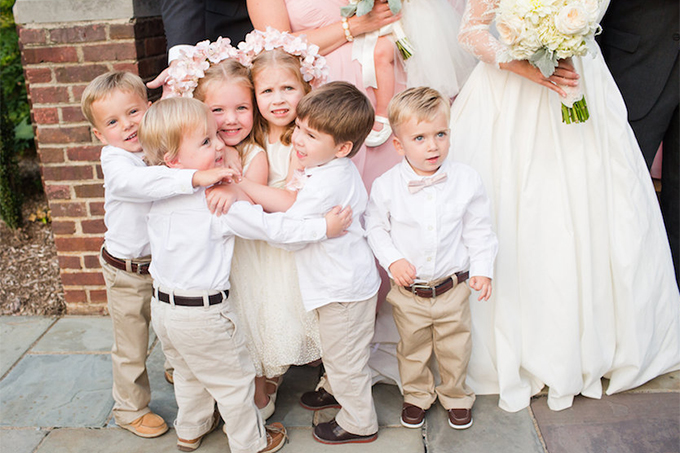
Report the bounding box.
[317,296,379,435]
[387,280,475,410]
[151,296,266,453]
[99,253,153,425]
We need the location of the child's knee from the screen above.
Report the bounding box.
[374,38,394,65]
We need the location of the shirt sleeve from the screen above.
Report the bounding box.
[364,181,405,275]
[462,172,498,278]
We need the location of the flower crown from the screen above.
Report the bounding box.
[165,28,329,98]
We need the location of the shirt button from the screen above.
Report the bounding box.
[427,195,433,201]
[428,225,434,231]
[427,257,432,262]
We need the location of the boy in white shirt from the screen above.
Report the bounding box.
[138,96,351,452]
[364,87,498,430]
[234,81,382,444]
[81,71,236,439]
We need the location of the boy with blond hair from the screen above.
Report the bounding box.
[81,71,236,439]
[139,96,352,452]
[365,87,498,430]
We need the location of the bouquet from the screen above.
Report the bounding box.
[341,0,415,60]
[495,0,601,123]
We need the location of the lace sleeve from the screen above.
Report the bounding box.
[458,0,504,66]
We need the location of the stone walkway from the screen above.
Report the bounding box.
[0,316,677,452]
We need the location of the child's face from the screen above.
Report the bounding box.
[253,66,306,140]
[91,89,149,153]
[168,115,225,171]
[393,110,450,176]
[203,80,254,147]
[291,117,352,168]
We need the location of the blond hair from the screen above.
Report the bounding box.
[250,48,312,146]
[295,82,374,158]
[80,71,147,126]
[138,97,210,166]
[387,87,450,135]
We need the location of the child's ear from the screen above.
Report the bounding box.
[92,128,108,145]
[164,152,181,168]
[393,137,405,156]
[334,141,353,159]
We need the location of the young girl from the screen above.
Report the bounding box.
[451,0,680,412]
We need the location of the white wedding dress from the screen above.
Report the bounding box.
[450,0,680,411]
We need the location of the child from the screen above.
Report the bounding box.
[236,81,382,444]
[80,71,235,439]
[138,96,351,452]
[364,87,498,429]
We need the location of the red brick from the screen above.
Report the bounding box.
[37,147,66,164]
[55,64,109,84]
[18,27,47,44]
[44,184,71,200]
[32,107,59,125]
[134,18,165,39]
[58,255,82,269]
[22,46,78,64]
[67,145,101,162]
[24,67,52,84]
[145,37,167,57]
[61,106,86,123]
[49,25,106,44]
[95,165,103,180]
[74,183,104,198]
[138,55,167,80]
[71,85,87,103]
[52,220,76,235]
[112,62,139,74]
[83,254,101,269]
[37,125,91,144]
[81,219,106,234]
[50,201,86,217]
[110,23,134,40]
[89,289,108,303]
[61,271,105,286]
[67,302,107,315]
[54,236,103,252]
[29,86,70,104]
[43,165,94,182]
[63,289,87,303]
[82,42,136,62]
[89,201,105,216]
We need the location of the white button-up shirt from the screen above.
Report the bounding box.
[283,158,381,311]
[365,158,498,282]
[147,190,326,292]
[101,145,196,259]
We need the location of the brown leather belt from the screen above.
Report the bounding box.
[405,271,469,298]
[101,247,150,275]
[155,288,229,307]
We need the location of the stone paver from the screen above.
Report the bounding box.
[531,392,680,453]
[0,354,113,428]
[0,428,48,453]
[425,395,545,453]
[0,316,56,377]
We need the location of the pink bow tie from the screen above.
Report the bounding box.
[407,173,448,193]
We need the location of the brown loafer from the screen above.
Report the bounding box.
[259,422,288,453]
[300,388,341,410]
[119,412,168,438]
[401,403,426,428]
[164,369,174,385]
[447,408,473,430]
[313,418,377,444]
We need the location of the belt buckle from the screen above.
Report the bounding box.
[136,263,149,275]
[411,283,435,298]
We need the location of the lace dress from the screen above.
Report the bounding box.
[451,0,680,411]
[229,142,322,378]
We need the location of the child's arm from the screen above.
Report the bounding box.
[388,259,417,287]
[206,149,268,215]
[236,177,298,212]
[469,276,492,301]
[192,167,240,187]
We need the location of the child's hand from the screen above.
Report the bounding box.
[325,205,353,238]
[206,184,239,216]
[192,167,241,188]
[469,276,492,301]
[389,259,416,287]
[223,145,243,174]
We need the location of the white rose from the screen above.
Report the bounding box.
[497,15,525,45]
[555,3,589,35]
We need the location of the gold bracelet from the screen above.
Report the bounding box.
[341,17,354,42]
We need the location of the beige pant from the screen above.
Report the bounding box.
[387,280,475,410]
[317,296,379,435]
[99,253,153,425]
[151,296,266,453]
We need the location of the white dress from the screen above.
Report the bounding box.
[229,142,322,378]
[451,0,680,412]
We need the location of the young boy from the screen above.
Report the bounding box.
[81,71,234,438]
[235,81,382,444]
[364,87,498,430]
[138,96,352,452]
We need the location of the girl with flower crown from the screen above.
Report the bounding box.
[449,0,680,412]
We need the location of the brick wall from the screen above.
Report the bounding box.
[17,17,167,314]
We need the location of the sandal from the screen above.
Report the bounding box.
[364,116,392,147]
[266,377,283,403]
